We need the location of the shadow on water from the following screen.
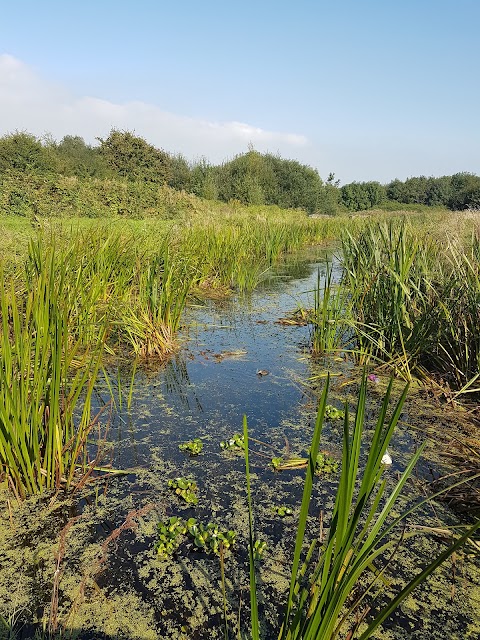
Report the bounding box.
[1,244,479,640]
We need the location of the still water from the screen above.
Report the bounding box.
[2,245,479,640]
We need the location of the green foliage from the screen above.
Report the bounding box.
[215,149,328,214]
[220,433,245,451]
[449,172,480,210]
[190,157,219,200]
[386,173,480,210]
[97,129,172,184]
[0,128,344,217]
[324,405,345,420]
[166,153,191,191]
[179,438,203,455]
[314,452,339,474]
[54,135,107,178]
[270,453,338,474]
[0,242,106,497]
[155,516,187,557]
[0,131,56,176]
[186,519,236,555]
[245,374,480,640]
[273,506,293,517]
[309,263,352,356]
[340,181,386,211]
[341,220,480,392]
[252,539,267,560]
[168,477,198,504]
[155,516,236,558]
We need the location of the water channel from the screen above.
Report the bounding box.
[1,245,479,639]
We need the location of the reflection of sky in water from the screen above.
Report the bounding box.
[108,247,343,468]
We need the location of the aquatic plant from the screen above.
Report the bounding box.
[0,244,106,498]
[273,506,293,517]
[244,373,480,640]
[324,405,344,420]
[314,452,339,474]
[179,438,203,455]
[168,477,198,505]
[187,520,236,555]
[271,453,338,475]
[155,516,236,558]
[309,262,353,357]
[155,516,187,558]
[341,220,480,394]
[252,539,267,561]
[220,433,245,451]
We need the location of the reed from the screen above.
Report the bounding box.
[309,262,353,356]
[119,243,193,358]
[0,244,106,498]
[340,220,480,393]
[244,373,480,639]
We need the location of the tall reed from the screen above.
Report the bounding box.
[244,373,480,639]
[341,220,480,392]
[309,262,352,356]
[0,245,106,498]
[119,243,193,358]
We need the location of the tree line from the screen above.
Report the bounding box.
[0,129,479,215]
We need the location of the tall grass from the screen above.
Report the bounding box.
[309,262,353,356]
[244,374,480,639]
[341,221,480,392]
[0,245,106,498]
[119,244,193,358]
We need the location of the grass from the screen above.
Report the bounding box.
[340,220,480,393]
[244,373,480,639]
[309,262,353,357]
[0,243,106,498]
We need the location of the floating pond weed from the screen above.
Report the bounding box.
[155,516,236,558]
[220,433,245,452]
[179,438,203,455]
[168,478,198,505]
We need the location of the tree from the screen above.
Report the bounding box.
[0,131,56,175]
[54,135,107,178]
[167,153,192,191]
[340,181,385,211]
[97,129,172,184]
[449,173,480,210]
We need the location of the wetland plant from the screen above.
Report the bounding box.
[324,405,344,420]
[155,516,236,558]
[220,433,245,451]
[271,453,338,475]
[309,262,352,357]
[179,438,203,455]
[252,539,267,561]
[168,477,198,504]
[0,246,106,498]
[244,373,480,640]
[341,220,480,394]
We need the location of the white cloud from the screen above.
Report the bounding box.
[0,54,308,162]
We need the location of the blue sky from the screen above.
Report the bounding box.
[1,0,479,184]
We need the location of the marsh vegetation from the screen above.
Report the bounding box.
[0,171,479,639]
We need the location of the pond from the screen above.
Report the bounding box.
[1,245,479,640]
